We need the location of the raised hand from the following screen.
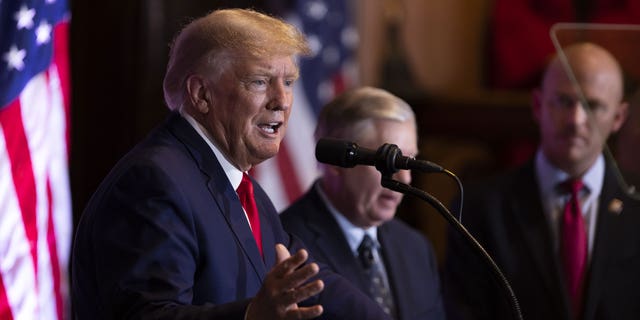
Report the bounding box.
[246,244,325,320]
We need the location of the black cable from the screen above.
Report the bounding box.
[443,168,464,222]
[381,176,524,320]
[603,146,640,201]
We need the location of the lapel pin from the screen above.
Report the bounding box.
[608,198,623,215]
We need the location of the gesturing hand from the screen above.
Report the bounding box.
[246,244,325,320]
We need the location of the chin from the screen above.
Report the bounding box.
[253,141,280,157]
[256,152,278,164]
[375,211,396,224]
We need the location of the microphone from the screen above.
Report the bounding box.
[315,138,444,174]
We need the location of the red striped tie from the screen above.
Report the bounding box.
[237,173,263,256]
[561,179,587,319]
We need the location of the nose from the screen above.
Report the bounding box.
[569,101,589,126]
[392,169,412,185]
[266,81,291,111]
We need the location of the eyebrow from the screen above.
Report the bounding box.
[251,59,299,78]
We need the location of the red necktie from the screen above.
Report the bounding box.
[561,179,587,319]
[237,173,263,256]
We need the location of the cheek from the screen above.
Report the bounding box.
[284,107,292,120]
[344,169,380,196]
[359,172,385,202]
[543,112,564,133]
[231,90,262,114]
[360,167,382,185]
[594,119,615,140]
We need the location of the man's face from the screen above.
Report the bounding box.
[533,57,627,175]
[332,119,418,228]
[204,55,298,170]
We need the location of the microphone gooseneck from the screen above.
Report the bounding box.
[315,137,523,320]
[315,138,444,176]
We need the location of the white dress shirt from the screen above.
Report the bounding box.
[535,149,604,261]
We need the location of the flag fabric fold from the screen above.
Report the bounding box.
[1,0,71,319]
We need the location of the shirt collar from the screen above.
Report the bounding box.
[180,111,243,189]
[314,181,378,255]
[535,148,604,198]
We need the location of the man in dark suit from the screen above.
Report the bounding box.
[280,87,446,320]
[71,9,391,320]
[443,42,640,320]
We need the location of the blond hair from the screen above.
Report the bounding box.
[163,8,310,110]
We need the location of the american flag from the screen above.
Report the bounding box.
[255,0,358,211]
[0,0,71,319]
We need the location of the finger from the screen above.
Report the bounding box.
[275,243,290,263]
[285,305,324,320]
[281,279,324,306]
[280,262,320,291]
[273,247,309,278]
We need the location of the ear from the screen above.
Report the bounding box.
[185,75,211,114]
[611,101,629,133]
[531,88,543,124]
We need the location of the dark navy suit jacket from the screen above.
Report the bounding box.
[71,113,391,320]
[443,159,640,320]
[280,184,446,320]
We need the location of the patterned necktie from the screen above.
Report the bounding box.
[358,234,395,317]
[237,173,263,256]
[560,179,587,319]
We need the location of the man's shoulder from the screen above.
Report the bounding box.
[382,219,432,248]
[379,220,439,270]
[280,188,322,220]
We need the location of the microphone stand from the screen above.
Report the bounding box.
[374,143,523,320]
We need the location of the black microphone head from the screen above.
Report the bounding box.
[315,138,359,168]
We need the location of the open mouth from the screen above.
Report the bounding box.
[258,122,282,134]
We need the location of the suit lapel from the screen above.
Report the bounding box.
[254,185,277,268]
[510,163,570,317]
[378,225,409,320]
[582,163,625,320]
[210,182,267,279]
[166,113,267,280]
[304,188,369,292]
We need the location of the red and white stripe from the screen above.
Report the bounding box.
[0,22,71,320]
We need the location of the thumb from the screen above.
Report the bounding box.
[275,243,291,263]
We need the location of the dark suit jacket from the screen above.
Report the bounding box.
[71,113,391,320]
[442,159,640,320]
[280,184,446,320]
